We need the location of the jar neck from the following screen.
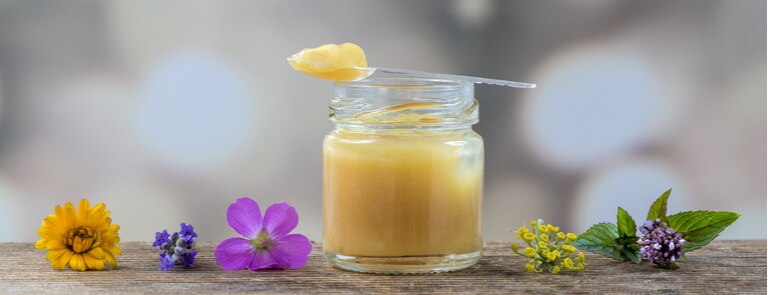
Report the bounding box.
[330,77,478,131]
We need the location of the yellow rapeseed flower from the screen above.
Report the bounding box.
[538,225,549,234]
[574,263,585,271]
[547,252,558,262]
[525,262,536,272]
[556,232,566,241]
[523,233,536,242]
[575,251,586,263]
[35,199,121,271]
[524,247,537,258]
[563,257,574,269]
[510,219,587,275]
[547,224,559,233]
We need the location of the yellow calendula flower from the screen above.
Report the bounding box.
[35,199,121,271]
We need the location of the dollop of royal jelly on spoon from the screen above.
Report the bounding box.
[287,43,368,82]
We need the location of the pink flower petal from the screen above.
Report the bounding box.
[248,251,280,270]
[263,202,299,238]
[227,198,263,239]
[271,234,312,269]
[214,237,254,270]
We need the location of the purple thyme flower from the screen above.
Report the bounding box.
[159,252,175,271]
[214,198,312,270]
[180,222,198,244]
[638,219,686,266]
[153,230,170,248]
[179,251,197,268]
[154,223,198,271]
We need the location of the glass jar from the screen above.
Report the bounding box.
[323,77,484,274]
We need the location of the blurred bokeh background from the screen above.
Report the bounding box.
[0,0,764,242]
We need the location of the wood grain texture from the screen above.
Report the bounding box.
[0,240,764,294]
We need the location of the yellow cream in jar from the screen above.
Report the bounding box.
[323,128,483,257]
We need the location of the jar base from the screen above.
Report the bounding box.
[325,251,481,274]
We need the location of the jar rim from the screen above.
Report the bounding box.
[331,77,478,130]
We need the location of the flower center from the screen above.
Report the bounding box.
[67,226,99,253]
[251,231,274,251]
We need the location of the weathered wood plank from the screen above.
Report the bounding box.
[0,240,764,294]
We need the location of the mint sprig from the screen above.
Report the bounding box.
[573,189,739,269]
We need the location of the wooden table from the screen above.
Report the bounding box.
[0,240,764,294]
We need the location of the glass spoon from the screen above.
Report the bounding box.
[350,67,536,88]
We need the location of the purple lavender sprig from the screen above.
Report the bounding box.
[638,219,685,269]
[153,223,198,271]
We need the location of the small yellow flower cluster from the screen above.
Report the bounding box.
[510,219,586,274]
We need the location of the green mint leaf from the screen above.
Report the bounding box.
[614,234,642,264]
[647,189,671,224]
[621,246,642,264]
[667,211,740,252]
[573,223,626,261]
[617,207,637,238]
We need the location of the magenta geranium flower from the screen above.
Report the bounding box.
[214,198,312,270]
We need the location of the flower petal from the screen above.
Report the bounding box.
[104,253,117,268]
[262,203,299,238]
[214,237,255,270]
[34,239,47,250]
[46,239,67,251]
[248,251,279,270]
[227,198,263,239]
[62,203,77,229]
[69,254,86,271]
[84,253,105,270]
[78,199,91,227]
[271,234,312,269]
[89,247,106,259]
[52,251,74,270]
[46,248,69,262]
